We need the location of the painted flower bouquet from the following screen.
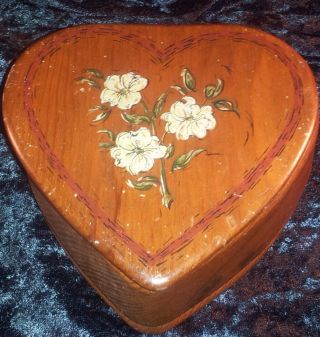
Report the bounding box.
[77,68,239,208]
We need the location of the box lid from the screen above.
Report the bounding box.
[2,24,318,291]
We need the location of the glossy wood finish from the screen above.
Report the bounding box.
[2,24,318,333]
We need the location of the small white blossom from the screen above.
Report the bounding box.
[100,72,148,110]
[161,96,216,140]
[110,127,167,175]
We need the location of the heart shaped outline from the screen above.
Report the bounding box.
[22,25,303,265]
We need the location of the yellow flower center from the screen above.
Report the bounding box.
[119,88,128,96]
[135,147,145,155]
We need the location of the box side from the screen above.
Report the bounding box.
[28,133,316,333]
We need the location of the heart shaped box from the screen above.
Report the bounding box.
[2,24,318,333]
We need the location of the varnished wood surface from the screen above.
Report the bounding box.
[29,142,315,333]
[2,24,318,332]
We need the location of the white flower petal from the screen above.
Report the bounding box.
[163,96,216,140]
[200,105,213,115]
[102,72,147,109]
[111,148,135,168]
[104,75,122,91]
[182,96,196,105]
[164,112,185,124]
[190,104,201,118]
[143,138,167,158]
[121,72,148,92]
[117,92,141,110]
[165,120,180,134]
[161,112,170,122]
[120,72,134,87]
[110,147,122,161]
[122,152,139,170]
[131,127,152,148]
[129,154,154,175]
[191,122,207,138]
[203,116,216,131]
[210,117,217,130]
[100,89,120,106]
[115,132,136,150]
[150,144,167,159]
[176,121,192,140]
[170,101,187,118]
[194,119,209,131]
[110,128,165,175]
[148,136,162,148]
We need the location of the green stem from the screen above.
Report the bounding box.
[140,99,150,115]
[202,98,208,105]
[150,118,173,209]
[161,131,168,143]
[140,98,173,209]
[160,158,173,209]
[150,120,156,136]
[141,98,156,134]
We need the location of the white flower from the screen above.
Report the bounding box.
[161,96,216,140]
[110,127,167,175]
[100,72,148,110]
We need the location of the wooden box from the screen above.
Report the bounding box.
[2,24,318,333]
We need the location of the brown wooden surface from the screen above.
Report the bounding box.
[2,24,318,332]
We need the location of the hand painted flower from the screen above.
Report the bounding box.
[100,72,148,110]
[110,127,167,175]
[161,96,216,140]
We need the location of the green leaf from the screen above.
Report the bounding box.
[214,100,240,117]
[214,100,233,111]
[97,129,116,141]
[141,100,150,115]
[181,68,196,91]
[152,93,167,117]
[164,144,175,159]
[99,142,114,149]
[127,176,159,191]
[204,79,224,99]
[172,149,205,172]
[75,77,100,89]
[88,105,109,112]
[121,113,151,125]
[92,111,110,123]
[138,176,159,184]
[83,68,104,79]
[204,85,216,99]
[213,79,224,98]
[170,85,187,96]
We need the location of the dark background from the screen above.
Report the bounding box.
[0,1,319,336]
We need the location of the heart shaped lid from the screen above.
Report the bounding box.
[3,24,318,290]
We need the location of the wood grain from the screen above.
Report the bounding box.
[2,24,318,332]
